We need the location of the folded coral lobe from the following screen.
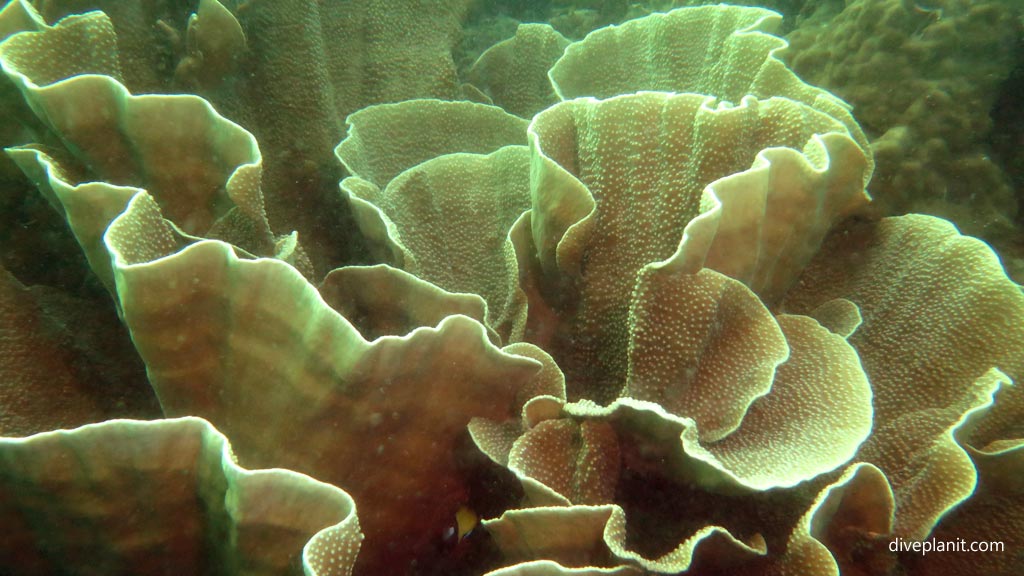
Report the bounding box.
[103,192,543,573]
[0,417,361,576]
[783,215,1024,541]
[527,92,866,403]
[3,1,1022,575]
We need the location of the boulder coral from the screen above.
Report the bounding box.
[785,0,1023,272]
[0,2,1022,575]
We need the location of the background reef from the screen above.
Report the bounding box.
[0,1,1022,575]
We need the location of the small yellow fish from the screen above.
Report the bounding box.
[454,505,478,541]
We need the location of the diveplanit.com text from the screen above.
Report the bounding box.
[890,537,1005,555]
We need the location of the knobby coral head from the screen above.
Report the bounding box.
[0,2,1022,576]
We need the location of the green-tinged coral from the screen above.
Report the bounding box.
[527,92,868,401]
[484,503,768,573]
[342,145,532,344]
[548,4,871,158]
[0,9,306,285]
[319,265,496,342]
[673,131,871,304]
[483,560,641,576]
[776,463,896,576]
[104,191,545,573]
[907,377,1024,575]
[471,262,873,570]
[785,0,1022,253]
[0,8,119,86]
[2,2,1023,575]
[4,145,135,291]
[477,215,1022,576]
[0,417,362,575]
[467,23,570,118]
[336,99,528,189]
[783,214,1024,539]
[3,89,282,285]
[624,268,789,441]
[175,0,246,92]
[219,0,475,271]
[473,388,869,570]
[9,0,480,273]
[0,0,43,183]
[0,1,43,40]
[30,0,192,92]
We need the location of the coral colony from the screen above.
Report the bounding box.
[0,1,1021,575]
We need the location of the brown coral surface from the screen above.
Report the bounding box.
[1,2,1022,576]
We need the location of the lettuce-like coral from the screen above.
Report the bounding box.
[0,262,156,435]
[1,2,1022,576]
[0,8,294,286]
[0,416,362,575]
[525,92,870,402]
[104,192,544,574]
[468,23,570,118]
[784,214,1024,540]
[7,0,478,274]
[343,145,532,343]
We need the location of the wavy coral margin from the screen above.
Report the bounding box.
[547,4,871,169]
[102,190,545,573]
[0,416,362,575]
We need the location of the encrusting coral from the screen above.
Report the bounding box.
[785,0,1023,268]
[0,1,1022,575]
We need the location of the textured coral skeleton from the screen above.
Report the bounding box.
[0,1,1022,575]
